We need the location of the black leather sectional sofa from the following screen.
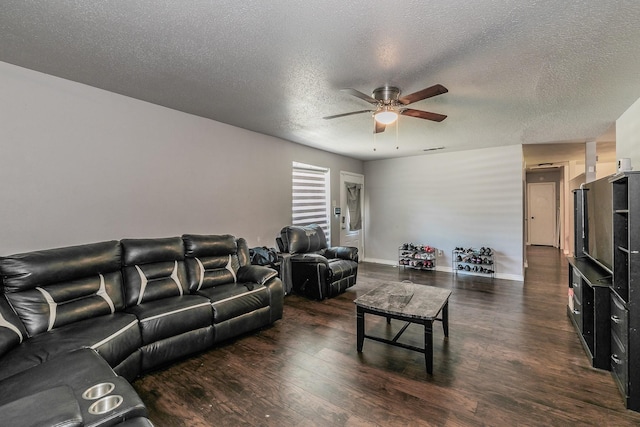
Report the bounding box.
[0,234,283,426]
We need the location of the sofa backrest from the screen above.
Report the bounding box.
[121,237,189,306]
[0,241,124,337]
[182,234,250,292]
[279,224,328,254]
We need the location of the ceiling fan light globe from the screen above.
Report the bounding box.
[374,110,398,125]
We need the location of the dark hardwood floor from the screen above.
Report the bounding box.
[133,247,640,426]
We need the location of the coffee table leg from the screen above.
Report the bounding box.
[425,320,433,374]
[442,300,449,337]
[357,306,364,352]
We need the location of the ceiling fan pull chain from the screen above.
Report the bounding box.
[373,126,377,151]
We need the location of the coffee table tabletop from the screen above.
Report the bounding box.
[354,281,451,319]
[354,281,452,374]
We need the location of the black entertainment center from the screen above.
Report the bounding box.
[568,183,612,370]
[569,171,640,411]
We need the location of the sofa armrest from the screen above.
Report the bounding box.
[0,385,82,427]
[237,265,278,286]
[325,246,358,262]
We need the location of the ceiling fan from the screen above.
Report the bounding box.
[323,84,448,133]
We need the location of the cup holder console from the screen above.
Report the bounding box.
[80,377,144,419]
[82,382,115,400]
[88,395,124,415]
[82,381,125,415]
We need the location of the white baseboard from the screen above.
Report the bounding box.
[363,257,397,266]
[362,257,523,282]
[497,273,524,281]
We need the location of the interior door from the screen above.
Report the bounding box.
[527,182,557,246]
[340,171,364,260]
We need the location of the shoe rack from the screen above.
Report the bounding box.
[398,243,436,271]
[452,247,495,277]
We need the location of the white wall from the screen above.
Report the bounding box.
[364,145,524,280]
[0,62,362,254]
[617,96,640,168]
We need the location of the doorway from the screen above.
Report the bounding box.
[527,182,557,246]
[340,171,364,260]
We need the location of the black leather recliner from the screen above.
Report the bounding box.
[277,224,358,299]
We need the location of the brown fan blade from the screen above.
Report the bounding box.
[374,121,386,133]
[323,110,373,120]
[398,84,448,105]
[401,108,447,122]
[341,88,378,104]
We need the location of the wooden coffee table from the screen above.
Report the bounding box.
[354,282,451,374]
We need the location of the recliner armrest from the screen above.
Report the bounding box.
[237,265,278,285]
[290,253,330,266]
[325,246,358,262]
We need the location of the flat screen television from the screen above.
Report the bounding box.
[582,175,613,274]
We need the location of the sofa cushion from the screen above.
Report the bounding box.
[0,296,27,359]
[0,241,125,337]
[183,234,238,258]
[0,312,141,380]
[0,348,115,406]
[282,224,328,254]
[124,261,187,305]
[125,295,212,344]
[196,283,270,324]
[187,255,240,291]
[183,234,244,292]
[121,236,184,267]
[121,237,189,306]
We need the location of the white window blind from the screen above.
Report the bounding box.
[292,162,330,242]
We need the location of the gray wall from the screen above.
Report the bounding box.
[0,62,363,254]
[364,145,524,280]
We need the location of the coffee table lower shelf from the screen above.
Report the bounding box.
[356,302,449,375]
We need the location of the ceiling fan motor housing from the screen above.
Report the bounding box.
[372,86,400,104]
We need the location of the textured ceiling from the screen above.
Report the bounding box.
[2,1,640,160]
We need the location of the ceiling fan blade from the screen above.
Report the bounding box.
[374,121,386,133]
[401,108,447,122]
[398,84,448,105]
[341,88,378,104]
[323,110,373,120]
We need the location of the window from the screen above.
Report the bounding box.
[292,162,330,242]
